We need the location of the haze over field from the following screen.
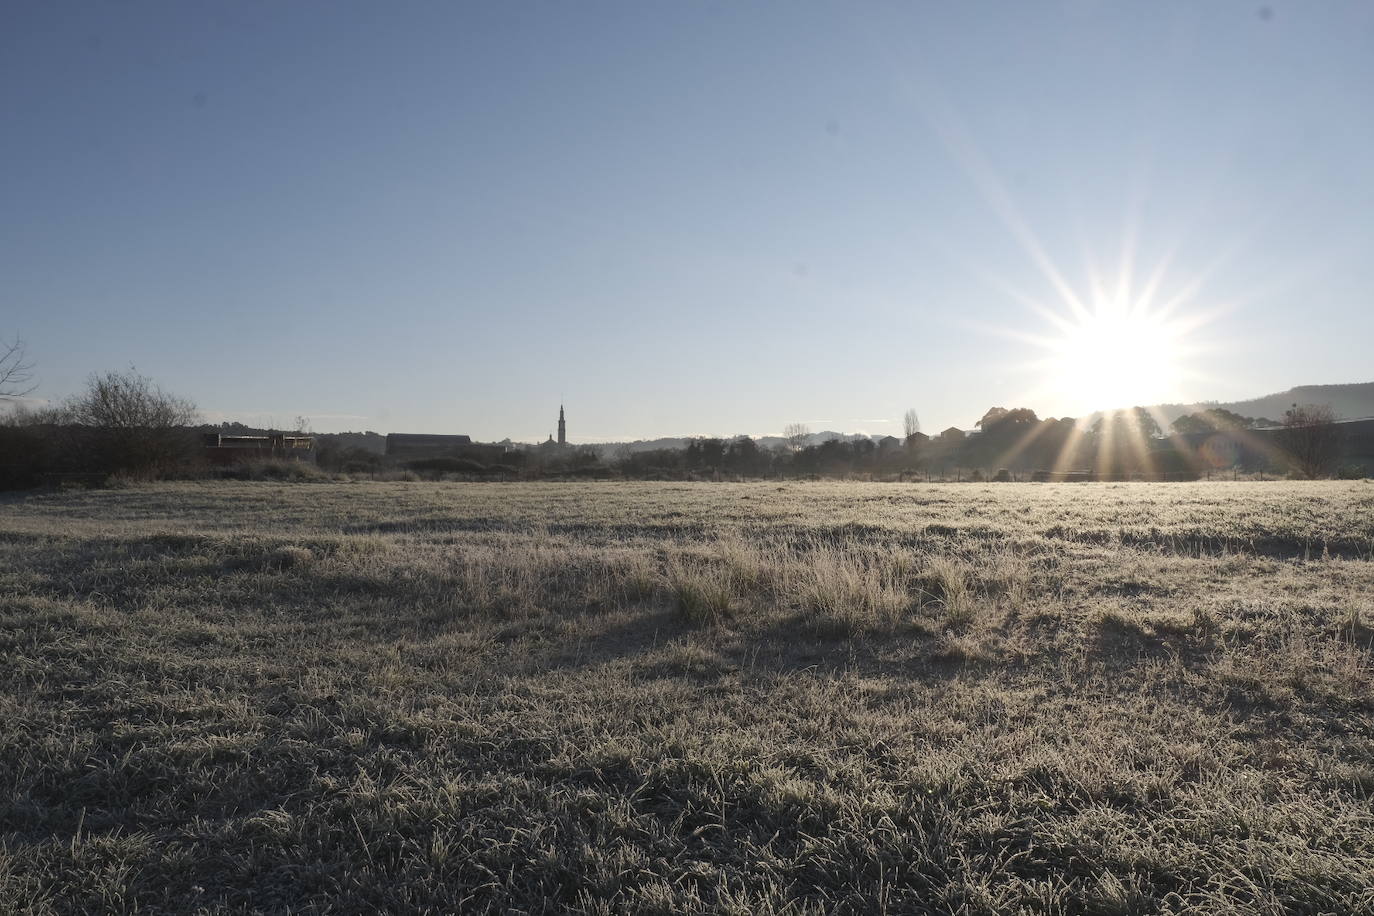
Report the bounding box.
[5,3,1374,438]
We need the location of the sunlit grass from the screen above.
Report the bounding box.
[1,480,1372,912]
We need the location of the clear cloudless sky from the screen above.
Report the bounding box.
[3,1,1372,440]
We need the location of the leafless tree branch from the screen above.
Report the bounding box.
[903,409,921,439]
[0,336,36,402]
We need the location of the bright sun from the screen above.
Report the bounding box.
[1047,302,1183,413]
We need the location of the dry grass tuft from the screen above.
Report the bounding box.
[668,558,735,625]
[270,544,315,569]
[789,544,910,636]
[915,555,975,629]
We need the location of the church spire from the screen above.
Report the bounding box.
[557,404,566,446]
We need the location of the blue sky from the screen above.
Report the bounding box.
[4,2,1372,440]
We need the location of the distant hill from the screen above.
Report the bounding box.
[1146,382,1374,427]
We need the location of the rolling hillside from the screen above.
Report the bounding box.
[1143,382,1374,427]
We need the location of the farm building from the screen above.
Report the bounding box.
[202,433,315,465]
[385,433,509,464]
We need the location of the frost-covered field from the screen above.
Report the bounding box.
[2,480,1373,913]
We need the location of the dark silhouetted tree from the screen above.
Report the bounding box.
[903,430,930,467]
[724,436,767,475]
[685,437,726,470]
[1092,407,1161,440]
[972,407,1040,470]
[1172,408,1262,435]
[1092,408,1162,476]
[1279,404,1342,479]
[1033,417,1085,471]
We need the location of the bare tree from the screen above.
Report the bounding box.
[63,368,197,473]
[782,422,811,451]
[66,369,195,429]
[0,336,35,402]
[903,408,921,439]
[1279,403,1343,479]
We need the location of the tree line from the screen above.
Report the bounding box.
[595,405,1360,481]
[1,337,1364,488]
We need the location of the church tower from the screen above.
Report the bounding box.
[557,405,566,446]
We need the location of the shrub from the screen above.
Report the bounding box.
[217,460,330,482]
[993,468,1012,482]
[343,460,379,474]
[60,368,199,475]
[0,418,53,489]
[405,457,488,475]
[318,444,382,474]
[1336,465,1368,480]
